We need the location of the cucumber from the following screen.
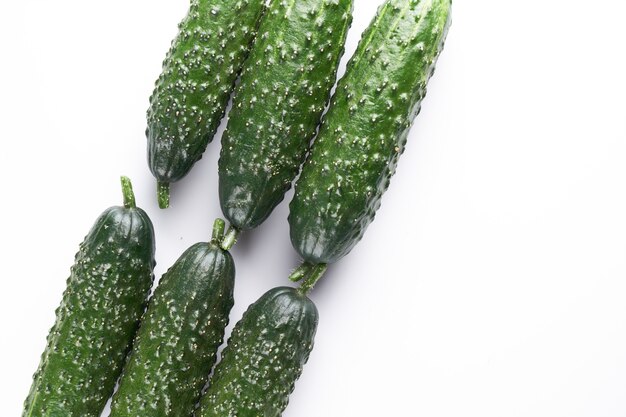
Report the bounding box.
[147,0,267,209]
[196,285,319,417]
[109,219,235,417]
[23,177,155,417]
[289,0,452,264]
[218,0,353,231]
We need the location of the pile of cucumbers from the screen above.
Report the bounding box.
[23,0,451,416]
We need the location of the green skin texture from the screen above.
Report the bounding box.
[147,0,266,188]
[109,242,235,417]
[196,286,318,417]
[289,0,452,264]
[23,206,156,417]
[218,0,353,231]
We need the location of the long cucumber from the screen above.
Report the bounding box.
[289,0,452,265]
[196,284,319,417]
[218,0,353,231]
[147,0,267,208]
[23,177,155,417]
[109,219,235,417]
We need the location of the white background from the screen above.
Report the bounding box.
[1,0,626,416]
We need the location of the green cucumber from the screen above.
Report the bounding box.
[196,285,319,417]
[289,0,452,264]
[109,219,235,417]
[147,0,267,209]
[23,177,155,417]
[218,0,353,230]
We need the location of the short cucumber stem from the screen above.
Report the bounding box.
[120,176,136,209]
[298,263,328,295]
[289,262,314,282]
[212,218,226,243]
[220,226,240,251]
[157,181,170,209]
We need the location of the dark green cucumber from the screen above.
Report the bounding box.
[289,0,452,264]
[109,219,235,417]
[218,0,353,230]
[196,286,318,417]
[147,0,267,209]
[23,177,155,417]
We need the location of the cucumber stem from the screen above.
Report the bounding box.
[298,263,328,295]
[289,262,314,282]
[120,176,136,209]
[157,182,170,209]
[212,218,226,243]
[220,226,240,251]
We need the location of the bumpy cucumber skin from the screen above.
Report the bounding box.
[23,206,155,417]
[147,0,266,186]
[109,242,235,417]
[218,0,353,230]
[289,0,452,264]
[196,287,318,417]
